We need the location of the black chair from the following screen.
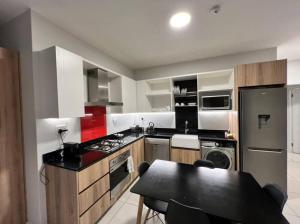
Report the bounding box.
[263,184,288,213]
[138,162,168,223]
[166,199,210,224]
[193,159,215,168]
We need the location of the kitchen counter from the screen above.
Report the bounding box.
[43,128,236,171]
[43,133,144,171]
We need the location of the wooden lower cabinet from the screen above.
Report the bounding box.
[79,192,110,224]
[46,138,146,224]
[46,164,80,224]
[132,138,145,178]
[171,147,201,165]
[46,158,110,224]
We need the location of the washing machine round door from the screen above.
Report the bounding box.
[205,149,232,169]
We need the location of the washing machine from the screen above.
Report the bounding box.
[201,140,236,170]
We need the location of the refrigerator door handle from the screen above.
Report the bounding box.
[248,147,284,153]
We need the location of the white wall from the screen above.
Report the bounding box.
[106,112,230,133]
[286,60,300,152]
[106,112,176,134]
[107,113,135,134]
[134,48,277,80]
[31,11,133,79]
[0,10,40,224]
[198,111,229,130]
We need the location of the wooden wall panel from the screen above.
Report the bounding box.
[229,111,240,170]
[0,47,26,224]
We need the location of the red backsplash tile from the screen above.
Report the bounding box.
[80,106,107,142]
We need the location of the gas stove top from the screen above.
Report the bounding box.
[86,139,126,153]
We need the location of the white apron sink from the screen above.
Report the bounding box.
[171,134,200,149]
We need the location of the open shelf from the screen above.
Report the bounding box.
[173,78,198,109]
[138,78,173,112]
[146,92,172,97]
[197,69,234,92]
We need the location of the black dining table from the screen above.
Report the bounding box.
[130,160,288,224]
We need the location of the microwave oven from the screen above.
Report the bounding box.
[201,95,231,110]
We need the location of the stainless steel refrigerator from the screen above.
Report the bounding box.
[240,87,287,192]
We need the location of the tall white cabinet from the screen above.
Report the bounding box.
[35,46,85,118]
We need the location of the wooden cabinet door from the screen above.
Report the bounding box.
[121,76,137,113]
[56,47,85,117]
[132,138,145,178]
[0,48,26,224]
[79,192,110,224]
[171,148,200,165]
[235,59,287,87]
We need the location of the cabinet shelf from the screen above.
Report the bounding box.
[198,88,232,93]
[146,92,172,97]
[174,95,197,98]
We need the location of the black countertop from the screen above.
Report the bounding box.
[43,128,236,171]
[43,133,144,171]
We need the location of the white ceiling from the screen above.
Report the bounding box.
[1,0,300,69]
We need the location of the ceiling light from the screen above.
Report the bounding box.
[169,12,191,29]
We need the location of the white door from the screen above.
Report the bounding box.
[291,87,300,153]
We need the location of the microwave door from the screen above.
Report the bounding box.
[201,95,230,110]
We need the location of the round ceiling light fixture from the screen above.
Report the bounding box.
[169,12,191,29]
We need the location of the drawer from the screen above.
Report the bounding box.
[79,174,110,215]
[79,192,110,224]
[78,158,109,192]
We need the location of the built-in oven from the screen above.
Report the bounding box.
[201,94,231,110]
[109,150,131,201]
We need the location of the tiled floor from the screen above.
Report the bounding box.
[98,179,164,224]
[98,153,300,224]
[283,152,300,223]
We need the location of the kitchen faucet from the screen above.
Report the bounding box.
[185,120,189,134]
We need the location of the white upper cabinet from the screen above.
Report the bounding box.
[35,46,85,118]
[121,76,137,113]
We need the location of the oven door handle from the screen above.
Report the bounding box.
[110,160,128,173]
